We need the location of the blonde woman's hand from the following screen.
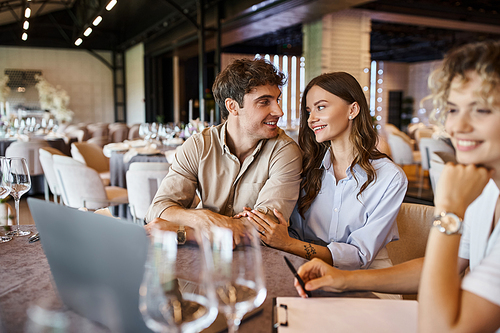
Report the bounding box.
[434,163,493,218]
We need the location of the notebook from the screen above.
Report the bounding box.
[28,198,151,333]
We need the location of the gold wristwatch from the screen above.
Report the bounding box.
[176,225,187,245]
[432,212,463,235]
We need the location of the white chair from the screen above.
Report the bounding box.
[126,162,170,223]
[5,141,50,177]
[71,142,110,185]
[53,155,128,210]
[128,124,141,140]
[386,134,421,179]
[39,147,65,203]
[418,138,455,197]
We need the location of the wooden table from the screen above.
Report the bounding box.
[0,225,375,333]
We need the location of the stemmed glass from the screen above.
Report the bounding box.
[5,157,31,237]
[207,223,267,333]
[0,157,12,243]
[139,224,218,333]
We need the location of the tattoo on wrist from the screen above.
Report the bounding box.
[304,244,316,260]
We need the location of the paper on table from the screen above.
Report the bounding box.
[275,297,417,333]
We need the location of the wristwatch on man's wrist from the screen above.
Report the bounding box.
[176,225,187,245]
[432,212,463,235]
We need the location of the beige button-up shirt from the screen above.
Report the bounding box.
[145,123,302,222]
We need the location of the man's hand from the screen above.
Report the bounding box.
[144,217,177,234]
[295,258,347,297]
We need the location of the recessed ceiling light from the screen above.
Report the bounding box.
[22,33,28,41]
[84,27,92,36]
[75,38,83,46]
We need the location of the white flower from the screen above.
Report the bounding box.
[35,75,73,123]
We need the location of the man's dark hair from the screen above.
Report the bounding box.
[212,58,286,120]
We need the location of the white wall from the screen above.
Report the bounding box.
[125,43,145,126]
[0,46,114,124]
[381,61,410,125]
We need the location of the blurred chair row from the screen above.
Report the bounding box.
[385,123,455,197]
[38,143,170,224]
[61,122,141,148]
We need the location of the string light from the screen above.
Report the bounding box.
[106,0,117,11]
[74,38,83,46]
[23,21,29,30]
[22,33,28,41]
[24,7,31,18]
[84,27,93,36]
[92,16,102,26]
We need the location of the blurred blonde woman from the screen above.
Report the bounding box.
[294,40,500,332]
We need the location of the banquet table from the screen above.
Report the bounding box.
[109,151,169,189]
[0,225,376,333]
[0,137,72,157]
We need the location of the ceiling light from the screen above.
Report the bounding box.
[24,7,31,18]
[106,0,117,11]
[75,38,83,46]
[22,33,28,41]
[84,27,92,36]
[23,21,29,30]
[92,16,102,26]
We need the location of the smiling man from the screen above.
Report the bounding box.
[145,58,302,236]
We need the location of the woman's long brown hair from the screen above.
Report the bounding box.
[297,72,388,218]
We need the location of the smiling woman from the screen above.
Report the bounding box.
[244,72,408,280]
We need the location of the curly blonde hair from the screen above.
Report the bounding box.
[428,40,500,124]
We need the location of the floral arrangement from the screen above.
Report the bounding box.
[35,75,73,123]
[0,75,10,104]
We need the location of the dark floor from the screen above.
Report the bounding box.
[402,165,434,206]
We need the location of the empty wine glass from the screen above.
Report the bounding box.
[139,224,218,333]
[0,157,12,243]
[6,157,31,237]
[206,223,267,333]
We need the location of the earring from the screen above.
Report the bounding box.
[349,115,353,120]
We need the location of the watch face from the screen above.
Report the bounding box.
[177,230,186,244]
[440,215,461,234]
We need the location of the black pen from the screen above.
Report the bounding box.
[284,256,312,297]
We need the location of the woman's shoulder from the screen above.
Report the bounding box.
[371,157,407,180]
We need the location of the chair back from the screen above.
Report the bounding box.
[387,203,434,265]
[87,123,109,138]
[387,134,414,165]
[429,153,447,194]
[39,147,65,196]
[128,124,140,140]
[87,136,109,148]
[418,138,455,171]
[5,140,50,176]
[53,155,109,210]
[71,142,110,173]
[126,162,170,220]
[109,124,129,143]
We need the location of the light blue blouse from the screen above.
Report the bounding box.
[289,150,408,270]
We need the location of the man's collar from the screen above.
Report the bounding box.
[220,122,266,157]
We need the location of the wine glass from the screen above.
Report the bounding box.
[0,157,12,243]
[207,223,267,333]
[6,157,31,237]
[139,224,218,333]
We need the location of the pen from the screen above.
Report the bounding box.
[284,256,312,297]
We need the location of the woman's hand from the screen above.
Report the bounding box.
[294,258,347,297]
[434,163,493,218]
[245,208,291,249]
